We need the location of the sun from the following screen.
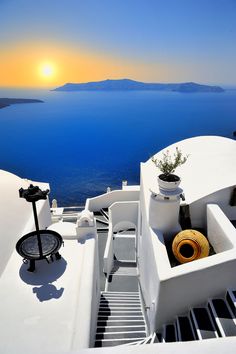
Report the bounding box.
[40,63,55,78]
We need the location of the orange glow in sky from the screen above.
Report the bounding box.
[0,41,176,88]
[0,37,232,88]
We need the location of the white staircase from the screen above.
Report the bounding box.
[94,291,146,347]
[120,288,236,345]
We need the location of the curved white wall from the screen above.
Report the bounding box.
[103,201,139,275]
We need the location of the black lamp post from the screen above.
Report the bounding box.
[19,184,49,259]
[16,184,63,272]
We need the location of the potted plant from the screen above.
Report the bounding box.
[152,147,188,191]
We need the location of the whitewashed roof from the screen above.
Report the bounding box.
[0,169,49,199]
[145,136,236,204]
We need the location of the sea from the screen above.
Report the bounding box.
[0,88,235,206]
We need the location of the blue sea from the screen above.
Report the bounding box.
[0,88,235,206]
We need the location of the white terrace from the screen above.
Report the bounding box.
[1,136,236,354]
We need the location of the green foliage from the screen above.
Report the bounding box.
[152,147,188,176]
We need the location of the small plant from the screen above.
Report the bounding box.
[152,147,188,177]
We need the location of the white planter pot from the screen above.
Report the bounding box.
[158,174,181,192]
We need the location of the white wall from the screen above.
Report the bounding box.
[103,201,139,275]
[0,170,51,276]
[103,227,114,275]
[109,201,139,229]
[139,160,236,331]
[75,336,236,354]
[71,232,100,349]
[86,190,139,211]
[137,176,162,333]
[189,186,236,228]
[207,204,236,252]
[151,203,236,329]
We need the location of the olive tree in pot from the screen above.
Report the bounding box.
[152,147,188,191]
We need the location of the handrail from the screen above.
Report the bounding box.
[137,263,151,336]
[137,276,149,310]
[103,226,114,275]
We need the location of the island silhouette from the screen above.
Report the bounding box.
[53,79,224,93]
[0,98,43,109]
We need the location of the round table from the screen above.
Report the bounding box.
[16,230,63,271]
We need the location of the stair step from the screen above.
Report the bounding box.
[191,308,218,339]
[100,299,140,304]
[96,326,146,333]
[97,320,145,326]
[208,299,236,337]
[95,290,146,348]
[98,315,144,320]
[98,311,143,317]
[163,324,177,342]
[226,290,236,317]
[96,331,146,340]
[99,308,141,313]
[102,291,139,295]
[112,260,137,266]
[98,311,142,316]
[100,296,140,302]
[99,304,141,309]
[97,227,108,233]
[114,234,136,239]
[177,316,195,341]
[99,304,141,308]
[101,296,140,301]
[110,268,137,276]
[94,337,146,347]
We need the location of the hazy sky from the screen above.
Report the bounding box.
[0,0,235,87]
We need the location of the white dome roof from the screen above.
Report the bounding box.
[145,136,236,204]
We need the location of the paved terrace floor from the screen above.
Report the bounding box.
[0,237,93,353]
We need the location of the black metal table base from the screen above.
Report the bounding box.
[27,252,62,272]
[28,260,36,272]
[17,185,63,273]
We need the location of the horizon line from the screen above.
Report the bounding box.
[0,79,236,90]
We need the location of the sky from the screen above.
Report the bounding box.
[0,0,236,87]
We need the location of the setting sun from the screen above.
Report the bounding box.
[40,63,55,78]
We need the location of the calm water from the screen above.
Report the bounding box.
[0,88,235,205]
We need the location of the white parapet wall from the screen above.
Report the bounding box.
[207,204,235,252]
[138,137,236,331]
[139,202,236,330]
[72,337,236,354]
[71,231,101,349]
[139,158,236,330]
[189,186,236,229]
[86,189,140,211]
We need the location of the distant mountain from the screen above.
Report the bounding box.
[0,98,43,109]
[53,79,224,93]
